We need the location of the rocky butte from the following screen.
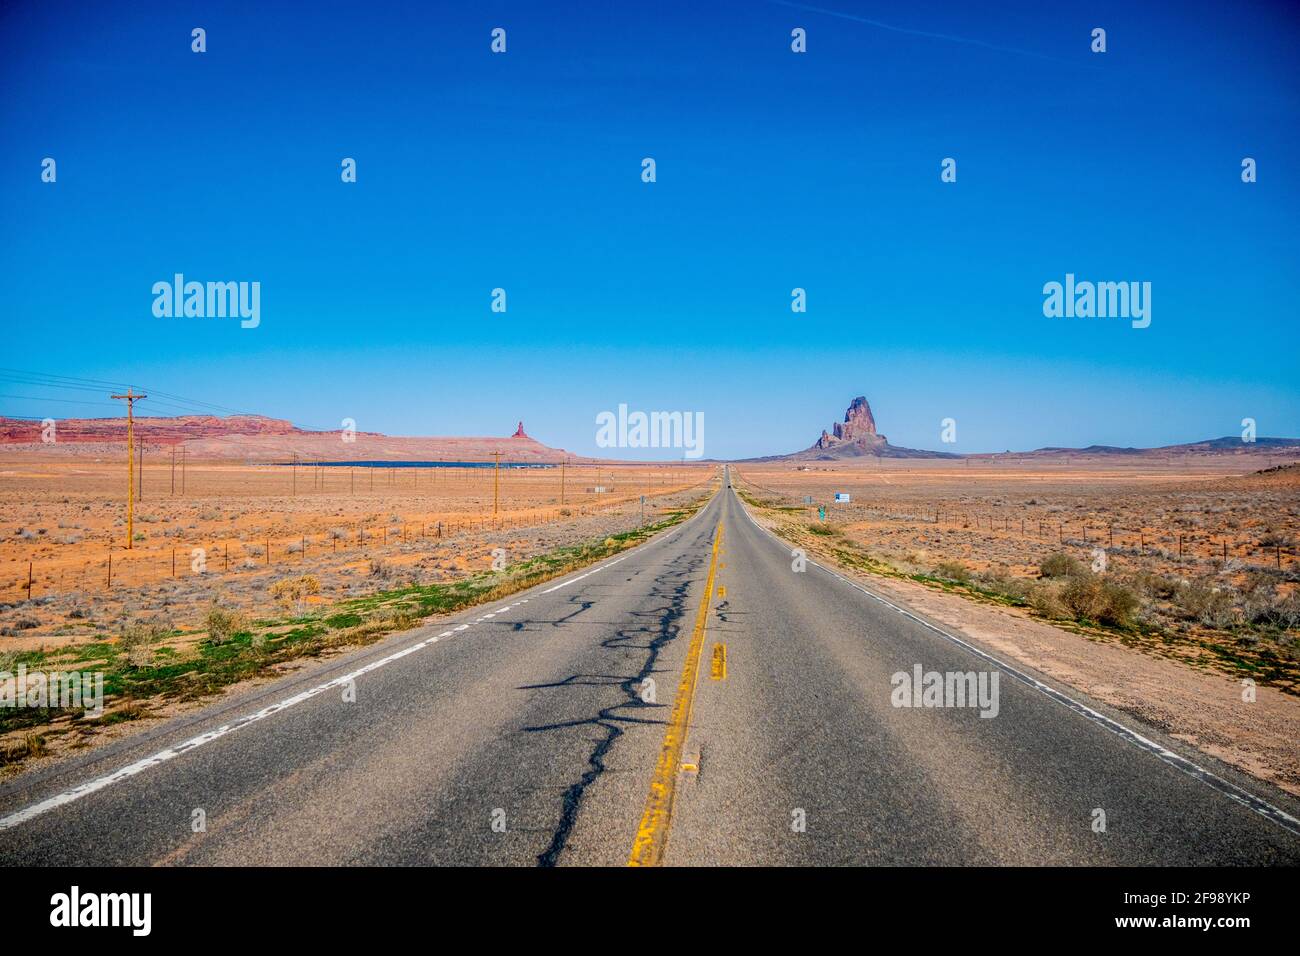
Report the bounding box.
[782,396,957,460]
[815,396,883,451]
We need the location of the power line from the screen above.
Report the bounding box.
[109,389,147,549]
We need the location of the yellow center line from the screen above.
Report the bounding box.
[627,519,724,867]
[710,643,727,681]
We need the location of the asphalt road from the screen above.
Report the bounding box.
[2,472,1298,865]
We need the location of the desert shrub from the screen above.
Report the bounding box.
[1060,576,1106,620]
[1027,581,1068,619]
[1,733,46,765]
[1243,589,1300,630]
[1172,578,1238,629]
[1131,570,1180,601]
[932,560,970,583]
[205,604,246,644]
[369,558,392,579]
[382,608,419,630]
[270,575,320,612]
[1259,528,1295,549]
[1061,576,1139,627]
[118,618,168,667]
[1039,553,1084,579]
[1098,579,1140,626]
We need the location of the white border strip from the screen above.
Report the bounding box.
[733,486,1300,838]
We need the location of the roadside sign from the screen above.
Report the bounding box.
[802,495,813,504]
[834,492,851,503]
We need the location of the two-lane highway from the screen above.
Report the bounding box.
[2,472,1298,865]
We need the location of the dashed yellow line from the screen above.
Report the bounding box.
[710,643,727,681]
[627,520,724,867]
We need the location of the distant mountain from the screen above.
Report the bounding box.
[976,436,1300,459]
[0,414,580,463]
[753,396,960,461]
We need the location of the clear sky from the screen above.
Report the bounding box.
[1,0,1297,459]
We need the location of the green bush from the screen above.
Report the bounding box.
[1039,553,1084,579]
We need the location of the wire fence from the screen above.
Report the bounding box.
[5,475,714,600]
[733,471,1299,571]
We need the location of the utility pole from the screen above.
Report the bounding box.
[138,438,143,500]
[110,389,146,549]
[493,451,501,516]
[170,446,176,495]
[561,456,567,505]
[181,445,186,495]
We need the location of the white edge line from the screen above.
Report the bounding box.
[734,489,1300,838]
[0,494,717,832]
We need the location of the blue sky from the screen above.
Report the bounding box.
[1,0,1297,458]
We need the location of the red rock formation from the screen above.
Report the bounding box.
[0,414,305,445]
[815,397,882,450]
[0,414,585,463]
[786,395,956,459]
